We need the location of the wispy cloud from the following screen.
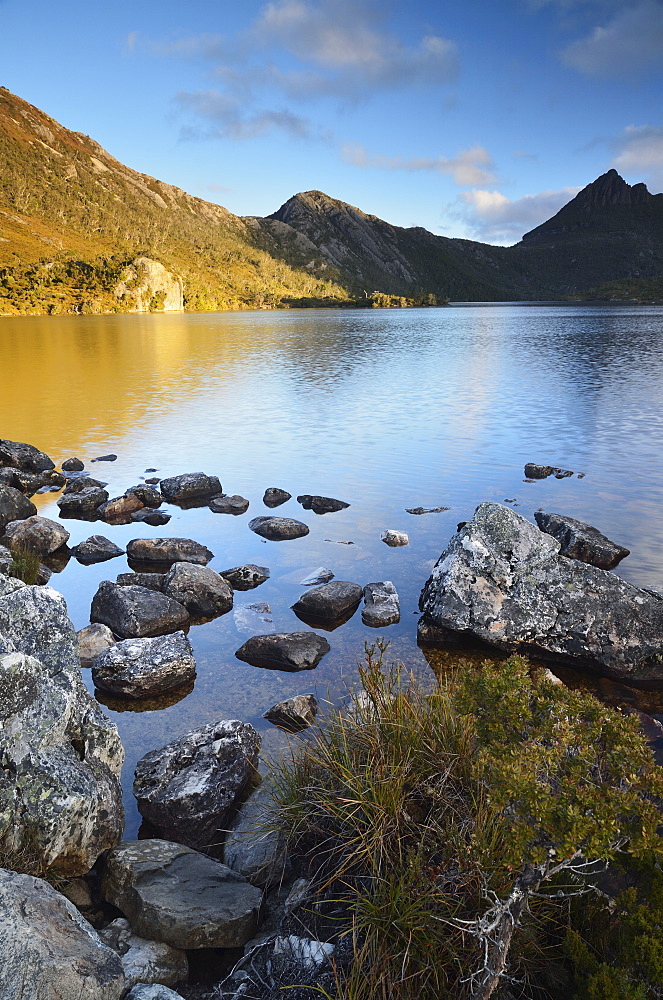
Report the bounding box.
[611,123,663,188]
[342,143,496,186]
[161,0,458,141]
[561,0,663,77]
[455,186,582,244]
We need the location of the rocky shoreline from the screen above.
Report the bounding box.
[1,436,662,998]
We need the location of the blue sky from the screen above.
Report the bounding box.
[2,0,662,243]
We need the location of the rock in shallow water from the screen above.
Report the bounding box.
[133,720,261,851]
[419,501,663,686]
[92,632,196,700]
[0,870,125,1000]
[159,472,222,503]
[291,581,363,626]
[162,561,233,618]
[235,632,330,671]
[263,693,318,732]
[381,529,409,547]
[126,537,213,566]
[91,582,190,639]
[209,494,250,515]
[362,581,400,627]
[296,494,350,514]
[263,487,291,508]
[101,840,262,950]
[0,438,54,473]
[534,510,630,570]
[221,563,270,590]
[72,535,125,564]
[57,486,109,518]
[0,483,37,531]
[4,515,69,555]
[78,623,117,663]
[249,516,309,541]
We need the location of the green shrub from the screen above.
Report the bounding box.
[9,543,41,584]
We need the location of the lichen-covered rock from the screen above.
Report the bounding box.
[4,515,69,556]
[361,581,400,627]
[235,632,330,672]
[91,582,190,639]
[534,510,630,570]
[97,918,187,990]
[0,438,54,473]
[0,483,37,531]
[126,537,213,566]
[0,869,125,1000]
[78,623,117,664]
[101,840,262,949]
[263,693,318,732]
[159,473,221,503]
[291,581,362,626]
[162,562,233,618]
[220,564,270,590]
[72,535,125,564]
[92,632,196,700]
[249,516,309,541]
[0,584,124,874]
[133,721,260,851]
[57,487,109,518]
[419,502,663,685]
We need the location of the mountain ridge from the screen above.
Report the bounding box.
[1,86,662,313]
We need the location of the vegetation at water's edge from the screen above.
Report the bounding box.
[270,643,663,1000]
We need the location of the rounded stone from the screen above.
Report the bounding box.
[248,516,309,541]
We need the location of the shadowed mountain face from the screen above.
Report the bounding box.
[1,83,662,312]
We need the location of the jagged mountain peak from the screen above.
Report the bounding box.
[575,169,651,209]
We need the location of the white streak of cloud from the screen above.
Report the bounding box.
[456,186,582,244]
[341,143,496,186]
[176,89,319,140]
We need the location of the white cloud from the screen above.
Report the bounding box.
[176,89,319,140]
[611,124,663,188]
[456,186,582,244]
[341,143,496,186]
[561,1,663,77]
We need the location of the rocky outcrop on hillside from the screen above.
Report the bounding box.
[113,258,183,312]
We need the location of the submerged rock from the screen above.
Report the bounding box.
[419,502,663,686]
[133,721,261,852]
[296,494,350,514]
[249,516,309,541]
[405,505,450,515]
[0,438,54,473]
[101,840,262,950]
[233,601,274,636]
[71,535,125,564]
[292,581,362,627]
[4,515,69,555]
[235,632,330,672]
[524,462,574,480]
[91,454,118,463]
[162,562,233,618]
[91,582,190,638]
[126,537,213,567]
[0,870,125,1000]
[263,487,291,508]
[92,632,196,700]
[534,510,630,570]
[362,581,400,627]
[221,564,270,590]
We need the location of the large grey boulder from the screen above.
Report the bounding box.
[534,510,630,570]
[91,582,190,639]
[221,564,270,590]
[97,918,187,990]
[362,581,400,627]
[92,632,196,700]
[57,487,109,518]
[235,632,330,671]
[0,587,124,873]
[0,438,54,473]
[0,483,37,531]
[126,537,213,566]
[224,781,288,889]
[4,515,68,555]
[249,516,309,541]
[101,840,262,949]
[162,561,233,618]
[291,581,362,626]
[419,502,663,685]
[0,869,125,1000]
[133,720,261,851]
[159,473,222,503]
[71,535,125,564]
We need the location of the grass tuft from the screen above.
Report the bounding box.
[8,543,41,584]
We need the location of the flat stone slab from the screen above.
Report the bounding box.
[91,582,190,639]
[419,501,663,686]
[126,538,213,566]
[534,510,630,570]
[92,632,196,700]
[296,494,350,514]
[235,632,330,671]
[291,581,362,626]
[101,840,262,949]
[133,720,261,851]
[220,564,270,590]
[362,581,400,627]
[249,516,309,541]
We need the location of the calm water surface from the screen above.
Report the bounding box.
[2,303,663,832]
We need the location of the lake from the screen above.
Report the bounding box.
[2,302,663,833]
